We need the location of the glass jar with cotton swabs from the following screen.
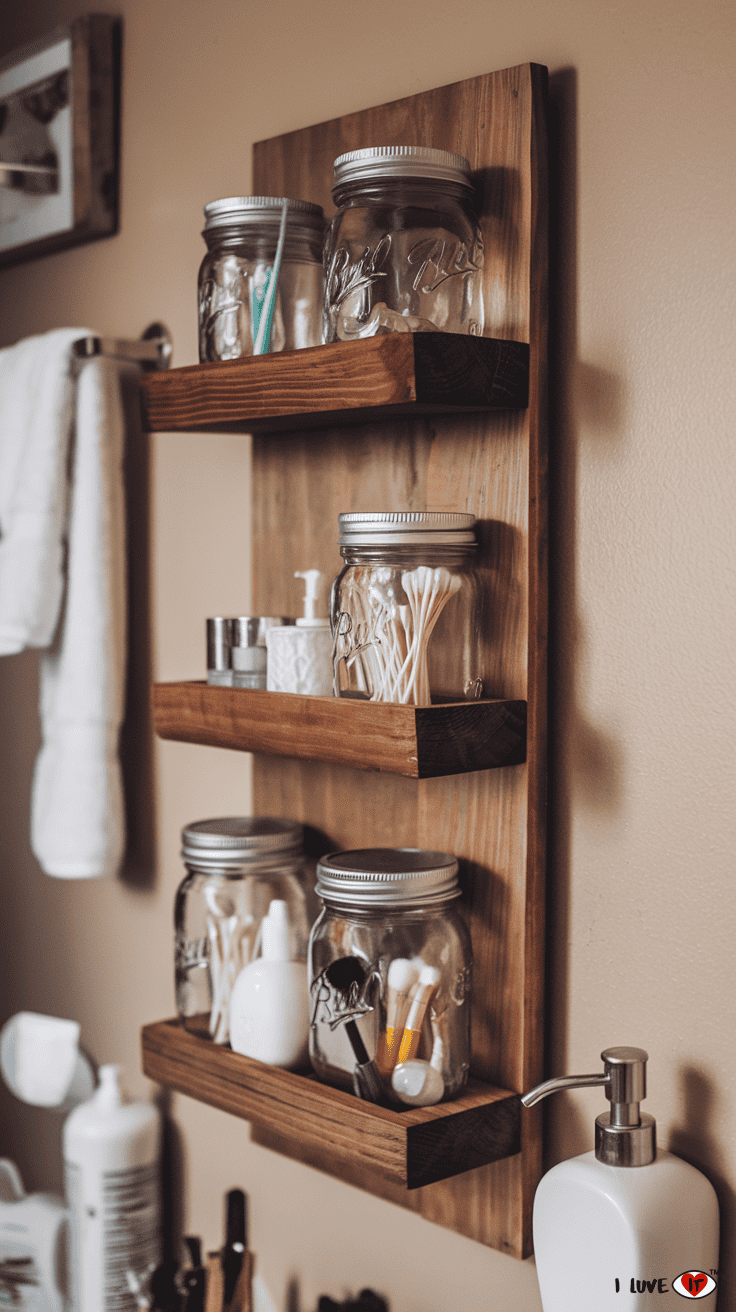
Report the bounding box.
[174,817,312,1046]
[331,511,488,704]
[308,848,472,1107]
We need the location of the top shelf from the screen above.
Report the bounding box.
[140,333,529,434]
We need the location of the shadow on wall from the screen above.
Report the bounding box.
[544,67,627,1163]
[669,1066,733,1300]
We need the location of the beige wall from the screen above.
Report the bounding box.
[1,1,734,1309]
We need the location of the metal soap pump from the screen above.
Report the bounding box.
[522,1048,719,1310]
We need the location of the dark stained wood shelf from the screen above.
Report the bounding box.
[141,1019,521,1190]
[152,681,527,778]
[140,334,529,434]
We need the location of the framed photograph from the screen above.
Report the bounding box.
[0,14,120,268]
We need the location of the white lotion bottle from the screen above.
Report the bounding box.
[522,1047,719,1310]
[229,898,309,1068]
[265,569,333,695]
[63,1065,161,1312]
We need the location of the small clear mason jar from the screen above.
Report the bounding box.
[323,146,484,342]
[308,848,472,1105]
[198,196,325,361]
[174,817,311,1044]
[331,511,488,704]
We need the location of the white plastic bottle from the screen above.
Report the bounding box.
[522,1048,720,1310]
[229,898,309,1067]
[63,1065,161,1312]
[265,569,333,695]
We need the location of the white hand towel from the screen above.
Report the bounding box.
[0,329,84,654]
[30,354,128,880]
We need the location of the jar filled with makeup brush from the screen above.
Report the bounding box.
[331,511,488,704]
[198,196,325,361]
[308,848,472,1106]
[323,146,484,342]
[174,817,311,1044]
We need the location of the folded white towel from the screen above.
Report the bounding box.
[31,354,128,879]
[0,329,84,654]
[0,329,128,879]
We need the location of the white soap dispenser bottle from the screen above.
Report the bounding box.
[265,569,333,695]
[522,1047,719,1310]
[229,898,310,1068]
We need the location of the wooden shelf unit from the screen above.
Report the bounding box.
[143,62,548,1260]
[152,683,527,778]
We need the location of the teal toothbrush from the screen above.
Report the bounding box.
[252,199,288,354]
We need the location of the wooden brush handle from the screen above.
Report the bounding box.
[228,1250,254,1312]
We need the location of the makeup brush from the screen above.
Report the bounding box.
[396,965,440,1065]
[325,956,384,1102]
[375,957,420,1075]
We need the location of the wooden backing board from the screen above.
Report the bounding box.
[247,63,548,1257]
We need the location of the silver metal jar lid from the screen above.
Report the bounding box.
[338,510,476,547]
[181,816,303,869]
[203,196,324,233]
[332,146,473,190]
[316,848,460,907]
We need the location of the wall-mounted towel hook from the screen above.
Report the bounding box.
[72,323,173,370]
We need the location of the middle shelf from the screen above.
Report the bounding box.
[142,1018,521,1190]
[152,682,527,778]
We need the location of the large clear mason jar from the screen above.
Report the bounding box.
[308,848,472,1105]
[331,511,489,703]
[198,196,325,361]
[174,817,311,1044]
[323,146,484,342]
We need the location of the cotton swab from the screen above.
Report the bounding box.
[253,199,288,355]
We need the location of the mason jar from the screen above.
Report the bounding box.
[331,511,489,704]
[198,196,325,361]
[323,146,484,342]
[174,817,311,1043]
[308,848,472,1105]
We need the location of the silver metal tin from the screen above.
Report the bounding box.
[332,146,473,190]
[316,847,460,907]
[181,816,303,871]
[338,510,477,548]
[203,196,324,233]
[206,617,232,671]
[231,616,294,647]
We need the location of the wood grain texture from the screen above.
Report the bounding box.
[247,63,548,1257]
[141,1020,520,1190]
[151,682,527,777]
[140,335,529,434]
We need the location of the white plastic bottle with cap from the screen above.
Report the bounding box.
[265,569,333,695]
[229,899,310,1068]
[63,1066,161,1312]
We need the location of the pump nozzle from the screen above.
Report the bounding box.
[521,1047,655,1167]
[295,569,329,626]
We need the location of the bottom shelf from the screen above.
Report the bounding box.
[141,1019,521,1190]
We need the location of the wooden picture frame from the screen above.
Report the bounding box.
[0,14,120,268]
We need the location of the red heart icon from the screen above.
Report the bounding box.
[682,1273,709,1296]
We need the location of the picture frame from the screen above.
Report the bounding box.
[0,14,120,268]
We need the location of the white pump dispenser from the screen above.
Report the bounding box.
[265,569,333,695]
[522,1048,719,1310]
[229,899,310,1068]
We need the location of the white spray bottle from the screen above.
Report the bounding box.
[62,1065,161,1312]
[229,899,309,1068]
[522,1047,719,1310]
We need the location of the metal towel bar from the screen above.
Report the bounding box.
[72,322,172,370]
